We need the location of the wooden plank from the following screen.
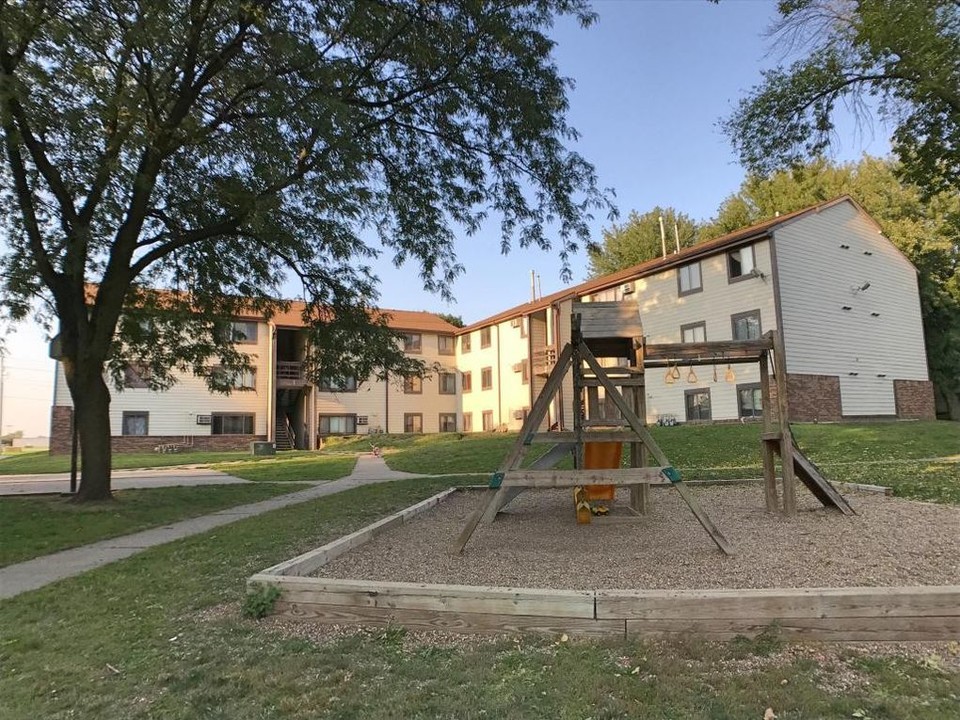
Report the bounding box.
[624,616,960,642]
[581,377,647,387]
[596,585,960,620]
[502,468,668,488]
[273,601,627,638]
[529,430,645,444]
[573,300,643,339]
[793,449,856,515]
[771,329,797,517]
[761,438,778,513]
[268,576,596,618]
[261,488,457,576]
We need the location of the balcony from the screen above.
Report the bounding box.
[532,346,558,377]
[276,361,306,387]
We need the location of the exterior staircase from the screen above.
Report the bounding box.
[275,416,294,451]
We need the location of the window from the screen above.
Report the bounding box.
[731,310,762,340]
[519,317,528,338]
[319,415,357,435]
[123,364,150,389]
[403,375,422,394]
[680,321,706,344]
[737,383,763,419]
[230,320,258,344]
[211,413,254,435]
[438,335,455,355]
[521,362,529,385]
[122,411,148,436]
[403,333,422,353]
[482,410,494,431]
[463,412,473,432]
[677,262,703,296]
[439,413,457,432]
[481,367,493,390]
[439,372,457,395]
[404,413,423,433]
[462,371,472,393]
[319,377,357,392]
[461,334,472,353]
[480,327,491,348]
[684,389,711,422]
[214,366,256,390]
[727,245,756,281]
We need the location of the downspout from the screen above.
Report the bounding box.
[384,370,389,434]
[496,324,502,427]
[267,321,275,443]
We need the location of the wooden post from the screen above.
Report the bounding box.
[758,350,778,513]
[771,331,796,517]
[629,337,649,514]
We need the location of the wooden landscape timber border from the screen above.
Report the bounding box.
[250,487,960,641]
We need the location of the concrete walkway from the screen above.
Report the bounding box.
[0,454,423,600]
[0,467,251,496]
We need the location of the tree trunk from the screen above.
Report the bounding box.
[69,368,114,501]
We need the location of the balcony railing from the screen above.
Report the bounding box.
[532,346,558,376]
[276,361,305,386]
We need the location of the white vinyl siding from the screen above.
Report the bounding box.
[773,200,929,417]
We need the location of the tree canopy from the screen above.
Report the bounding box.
[587,207,698,277]
[702,156,960,419]
[722,0,959,199]
[0,0,610,499]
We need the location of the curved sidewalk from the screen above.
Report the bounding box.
[0,455,423,601]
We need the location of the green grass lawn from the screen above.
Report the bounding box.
[0,484,302,567]
[214,454,356,482]
[0,449,320,475]
[1,476,957,719]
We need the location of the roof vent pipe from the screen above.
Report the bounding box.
[659,214,667,258]
[674,220,681,254]
[530,270,536,302]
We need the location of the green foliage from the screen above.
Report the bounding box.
[436,312,465,328]
[701,156,960,417]
[241,583,282,620]
[723,0,960,198]
[588,206,699,277]
[0,0,611,496]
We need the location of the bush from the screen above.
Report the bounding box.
[242,582,282,619]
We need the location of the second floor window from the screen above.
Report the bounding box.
[480,327,491,348]
[319,377,357,393]
[438,335,455,355]
[461,334,472,353]
[213,366,256,390]
[481,367,493,390]
[462,371,472,393]
[403,333,422,353]
[439,372,457,394]
[403,375,422,394]
[678,262,702,295]
[731,310,762,340]
[230,320,258,344]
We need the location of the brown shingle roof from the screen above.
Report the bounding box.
[271,301,458,334]
[458,196,858,334]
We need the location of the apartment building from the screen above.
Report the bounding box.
[454,196,935,429]
[48,196,935,453]
[49,308,460,453]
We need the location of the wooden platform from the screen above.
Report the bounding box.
[251,488,960,642]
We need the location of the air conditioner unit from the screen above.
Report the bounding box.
[356,416,368,425]
[196,414,212,425]
[621,282,635,295]
[512,362,523,373]
[510,318,522,328]
[513,410,525,420]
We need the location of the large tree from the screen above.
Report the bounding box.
[701,156,960,419]
[587,206,698,277]
[0,0,611,500]
[722,0,959,199]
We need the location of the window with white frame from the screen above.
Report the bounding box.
[680,321,706,343]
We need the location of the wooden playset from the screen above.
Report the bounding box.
[454,300,853,556]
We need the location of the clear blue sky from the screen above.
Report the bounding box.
[3,0,891,436]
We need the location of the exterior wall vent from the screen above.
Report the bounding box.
[510,318,522,328]
[196,414,212,425]
[357,416,368,425]
[621,282,635,295]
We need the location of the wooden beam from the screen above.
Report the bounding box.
[771,329,796,516]
[529,430,646,444]
[645,339,772,362]
[502,468,669,488]
[481,443,574,523]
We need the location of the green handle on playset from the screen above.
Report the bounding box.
[489,471,504,488]
[661,466,682,484]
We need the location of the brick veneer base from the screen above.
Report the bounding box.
[893,380,937,420]
[786,374,843,423]
[49,406,266,454]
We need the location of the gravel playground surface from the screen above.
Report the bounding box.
[319,486,960,590]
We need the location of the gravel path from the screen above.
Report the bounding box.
[319,486,960,590]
